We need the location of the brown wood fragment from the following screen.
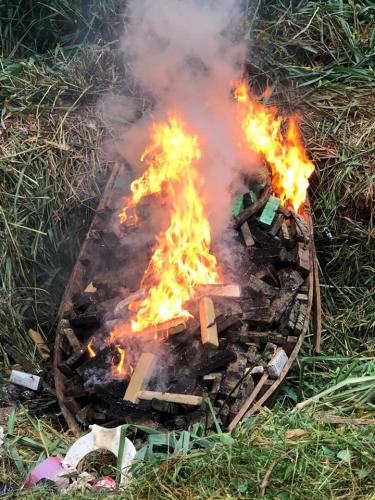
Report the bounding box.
[195,349,236,376]
[84,282,97,293]
[269,214,284,237]
[63,328,82,352]
[28,329,50,360]
[244,275,278,298]
[315,415,375,426]
[137,391,203,406]
[199,297,218,347]
[240,221,255,247]
[280,221,291,248]
[312,245,322,353]
[195,284,241,298]
[124,353,156,403]
[297,243,311,277]
[124,317,187,339]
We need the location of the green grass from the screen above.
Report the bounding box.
[0,0,374,497]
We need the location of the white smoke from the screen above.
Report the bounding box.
[109,0,259,237]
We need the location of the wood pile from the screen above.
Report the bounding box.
[54,169,313,434]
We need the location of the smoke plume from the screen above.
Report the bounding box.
[112,0,257,237]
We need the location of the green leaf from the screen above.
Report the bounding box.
[337,449,352,463]
[219,433,235,446]
[357,468,370,479]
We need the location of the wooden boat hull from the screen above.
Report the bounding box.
[54,163,318,435]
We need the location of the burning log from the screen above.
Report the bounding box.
[137,391,203,406]
[137,317,187,338]
[123,353,156,403]
[234,184,272,229]
[199,297,218,347]
[195,284,241,298]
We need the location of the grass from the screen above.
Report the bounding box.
[0,0,374,497]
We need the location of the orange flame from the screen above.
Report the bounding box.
[87,339,96,358]
[119,114,219,331]
[234,82,314,211]
[112,345,126,377]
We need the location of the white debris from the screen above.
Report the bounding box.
[10,370,41,391]
[63,424,136,485]
[267,348,288,379]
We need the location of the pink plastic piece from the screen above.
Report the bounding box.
[93,476,117,489]
[24,456,70,489]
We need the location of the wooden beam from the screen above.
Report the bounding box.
[240,222,255,247]
[123,353,156,403]
[137,317,187,338]
[137,391,203,406]
[196,284,241,298]
[28,328,50,360]
[199,297,219,347]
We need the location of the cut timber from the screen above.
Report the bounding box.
[240,222,255,247]
[124,353,156,403]
[137,317,187,338]
[84,282,97,293]
[63,327,82,352]
[196,284,241,298]
[199,297,218,347]
[28,329,50,360]
[137,391,203,406]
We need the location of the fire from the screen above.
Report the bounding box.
[87,339,96,358]
[234,82,314,211]
[119,114,219,331]
[112,345,126,377]
[119,115,199,224]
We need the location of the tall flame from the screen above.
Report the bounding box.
[120,114,219,331]
[235,82,314,211]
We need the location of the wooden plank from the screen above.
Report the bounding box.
[199,297,218,347]
[63,327,82,352]
[312,243,322,353]
[137,317,187,338]
[84,282,97,293]
[240,221,255,247]
[123,353,156,403]
[28,328,50,360]
[196,284,241,298]
[137,391,203,406]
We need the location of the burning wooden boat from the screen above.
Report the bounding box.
[54,85,320,436]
